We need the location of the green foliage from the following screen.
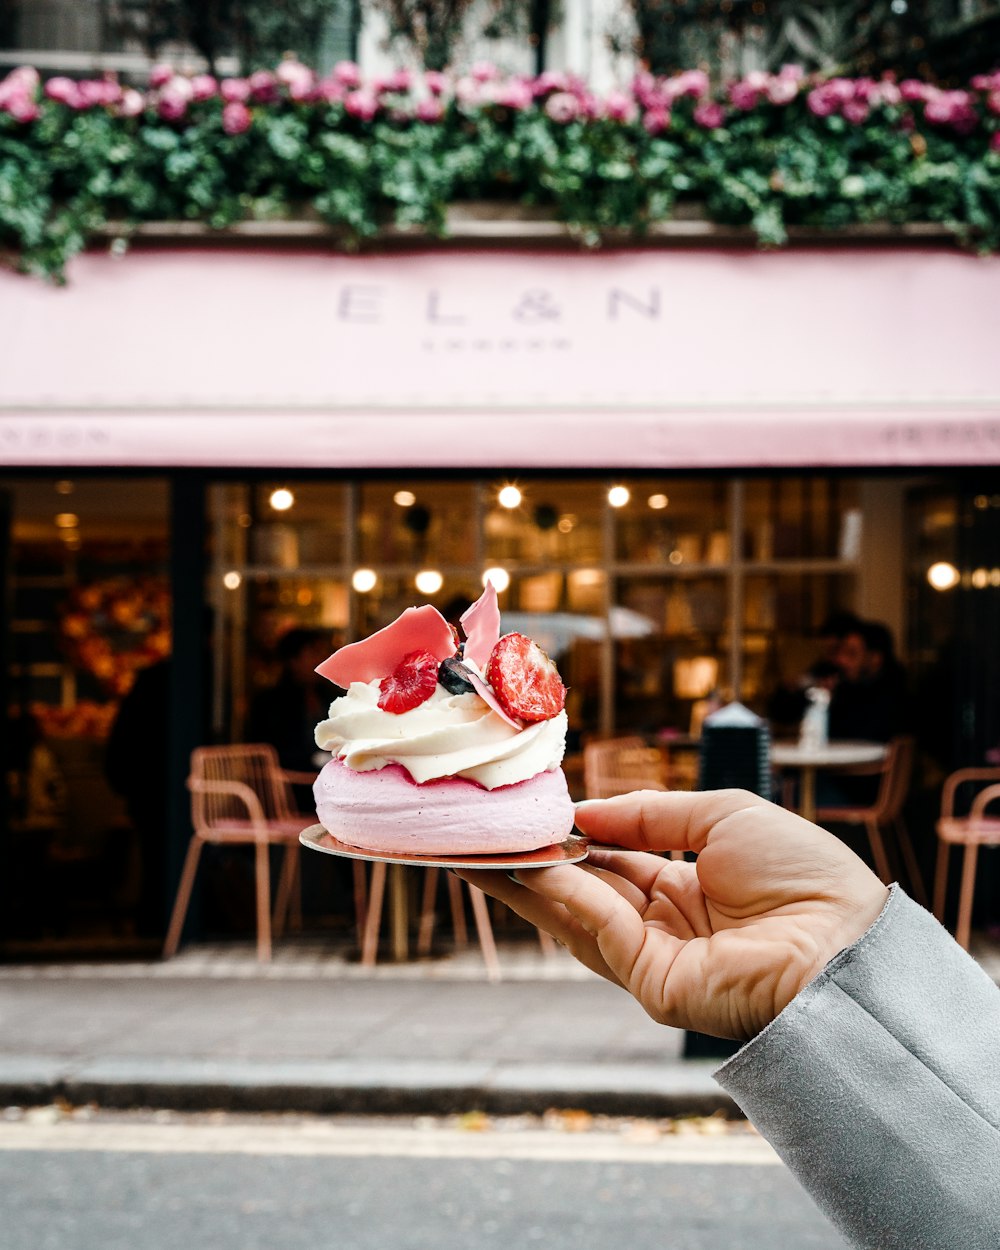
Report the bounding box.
[1,83,999,281]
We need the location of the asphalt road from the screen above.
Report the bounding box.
[0,1110,848,1250]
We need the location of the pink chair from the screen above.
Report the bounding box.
[934,768,1000,950]
[163,744,332,962]
[583,737,669,799]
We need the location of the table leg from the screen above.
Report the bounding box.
[799,766,817,824]
[389,863,408,962]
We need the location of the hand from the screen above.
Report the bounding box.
[457,789,889,1041]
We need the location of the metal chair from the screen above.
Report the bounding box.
[814,736,925,902]
[163,743,322,962]
[934,768,1000,950]
[583,737,669,799]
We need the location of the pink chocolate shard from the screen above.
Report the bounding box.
[460,583,501,670]
[462,663,523,730]
[316,605,456,687]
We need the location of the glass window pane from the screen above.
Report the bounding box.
[250,482,347,567]
[483,478,603,565]
[615,574,730,734]
[743,477,861,561]
[615,479,729,565]
[358,480,476,567]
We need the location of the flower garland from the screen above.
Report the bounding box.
[1,58,999,279]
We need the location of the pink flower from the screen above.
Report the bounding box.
[533,70,570,96]
[642,106,671,135]
[333,61,361,88]
[899,79,929,102]
[316,78,345,104]
[78,78,121,108]
[602,89,637,123]
[828,78,856,103]
[344,88,378,120]
[8,95,40,123]
[693,100,725,128]
[44,76,81,107]
[157,91,188,121]
[454,75,483,106]
[190,74,218,102]
[149,63,174,89]
[424,70,449,96]
[544,91,580,123]
[247,70,279,103]
[671,69,710,100]
[471,61,499,83]
[221,101,252,135]
[972,73,1000,92]
[842,99,870,124]
[378,68,412,94]
[765,76,798,105]
[924,89,976,130]
[118,88,145,118]
[7,66,40,94]
[220,78,251,103]
[728,80,759,111]
[872,80,901,107]
[988,90,1000,117]
[416,97,444,122]
[493,79,533,110]
[990,131,1000,153]
[778,64,805,81]
[806,86,837,117]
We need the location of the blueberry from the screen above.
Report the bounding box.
[438,657,475,695]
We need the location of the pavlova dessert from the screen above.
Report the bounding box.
[311,584,575,855]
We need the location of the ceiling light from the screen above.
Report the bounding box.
[415,569,444,595]
[498,485,522,509]
[223,571,242,590]
[55,513,79,529]
[393,490,417,507]
[268,488,295,512]
[647,493,669,510]
[926,562,959,591]
[55,480,74,495]
[352,568,378,593]
[608,485,630,508]
[483,567,510,593]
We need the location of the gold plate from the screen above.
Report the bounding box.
[298,824,588,869]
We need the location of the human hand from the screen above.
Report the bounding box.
[457,789,889,1040]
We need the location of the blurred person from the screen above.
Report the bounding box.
[828,619,911,745]
[458,790,1000,1249]
[767,609,862,732]
[248,627,338,802]
[105,657,171,937]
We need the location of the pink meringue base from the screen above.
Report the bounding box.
[313,758,576,855]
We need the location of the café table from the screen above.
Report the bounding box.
[771,740,888,824]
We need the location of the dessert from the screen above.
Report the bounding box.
[311,585,576,856]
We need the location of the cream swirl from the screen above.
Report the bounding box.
[314,681,567,789]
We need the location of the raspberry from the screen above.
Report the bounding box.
[485,633,567,724]
[378,650,440,714]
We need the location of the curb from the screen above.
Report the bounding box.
[0,1058,738,1119]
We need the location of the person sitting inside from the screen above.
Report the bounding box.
[828,619,911,745]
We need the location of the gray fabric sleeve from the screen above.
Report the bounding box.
[714,886,1000,1250]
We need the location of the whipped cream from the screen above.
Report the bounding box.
[314,681,567,789]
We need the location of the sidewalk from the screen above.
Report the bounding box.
[4,930,998,1121]
[0,938,733,1119]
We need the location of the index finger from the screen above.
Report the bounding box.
[574,788,770,855]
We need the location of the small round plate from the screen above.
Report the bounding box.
[299,824,589,869]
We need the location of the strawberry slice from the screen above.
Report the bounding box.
[485,633,567,724]
[378,650,440,714]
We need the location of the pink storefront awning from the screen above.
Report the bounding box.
[1,246,998,469]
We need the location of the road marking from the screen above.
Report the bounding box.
[0,1120,780,1166]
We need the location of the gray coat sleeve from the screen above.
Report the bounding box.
[714,886,1000,1250]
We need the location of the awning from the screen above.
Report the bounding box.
[1,246,998,468]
